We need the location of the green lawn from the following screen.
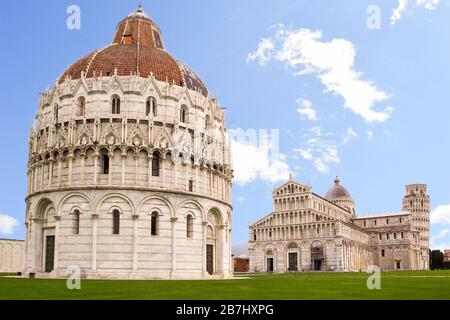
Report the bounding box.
[1,270,450,300]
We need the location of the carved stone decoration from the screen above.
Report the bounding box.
[172,127,192,161]
[153,127,173,150]
[77,123,93,146]
[100,122,120,146]
[56,127,68,149]
[127,124,144,147]
[38,131,48,153]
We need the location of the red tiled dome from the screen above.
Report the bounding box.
[58,5,208,97]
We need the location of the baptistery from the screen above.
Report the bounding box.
[23,5,233,279]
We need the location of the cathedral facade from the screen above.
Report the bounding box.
[249,177,430,272]
[23,6,233,279]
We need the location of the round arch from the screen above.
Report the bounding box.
[56,192,94,217]
[177,199,206,221]
[96,193,135,216]
[137,195,175,218]
[34,198,55,220]
[207,207,223,225]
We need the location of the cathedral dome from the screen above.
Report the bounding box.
[325,177,355,215]
[325,177,351,200]
[58,4,208,97]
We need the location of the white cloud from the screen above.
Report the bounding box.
[235,196,247,202]
[367,130,374,141]
[342,127,359,145]
[391,0,409,25]
[231,139,290,186]
[293,127,339,174]
[246,37,274,66]
[296,148,313,161]
[391,0,442,25]
[297,98,319,121]
[248,25,393,123]
[0,213,19,235]
[432,229,449,241]
[431,205,450,225]
[430,228,450,250]
[430,242,450,251]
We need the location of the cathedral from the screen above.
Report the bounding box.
[23,5,233,279]
[249,176,430,272]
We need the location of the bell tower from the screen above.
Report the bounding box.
[402,184,430,270]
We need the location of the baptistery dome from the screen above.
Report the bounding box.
[23,5,233,280]
[58,5,208,96]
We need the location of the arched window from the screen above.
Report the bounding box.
[180,105,188,123]
[146,97,157,117]
[112,210,120,235]
[112,96,121,114]
[151,212,158,236]
[381,249,385,257]
[78,97,86,117]
[101,150,110,174]
[152,152,160,176]
[73,209,80,235]
[54,104,59,123]
[186,215,194,238]
[146,100,151,116]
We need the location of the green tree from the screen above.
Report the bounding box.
[430,250,444,270]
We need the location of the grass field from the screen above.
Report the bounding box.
[1,270,450,300]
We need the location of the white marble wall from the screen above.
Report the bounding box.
[0,239,24,273]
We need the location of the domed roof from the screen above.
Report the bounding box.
[58,4,208,97]
[325,177,352,200]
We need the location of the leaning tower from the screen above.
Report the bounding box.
[402,184,430,270]
[23,5,233,279]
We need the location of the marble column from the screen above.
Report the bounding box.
[91,213,98,272]
[53,216,61,273]
[170,217,178,278]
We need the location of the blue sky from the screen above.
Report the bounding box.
[0,1,449,253]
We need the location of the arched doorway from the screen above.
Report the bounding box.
[206,225,215,275]
[311,241,324,271]
[286,242,299,271]
[205,208,224,276]
[32,198,56,273]
[265,250,274,272]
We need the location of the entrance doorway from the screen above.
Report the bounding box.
[288,252,298,271]
[267,258,274,272]
[313,259,322,271]
[206,244,214,275]
[396,261,401,269]
[45,236,55,273]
